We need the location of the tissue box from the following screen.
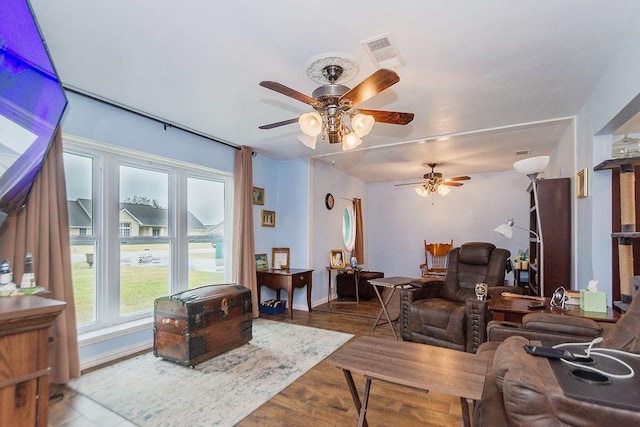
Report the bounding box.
[580,289,607,312]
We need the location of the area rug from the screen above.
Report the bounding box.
[68,319,353,427]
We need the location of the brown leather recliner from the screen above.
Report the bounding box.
[473,292,640,426]
[399,242,513,353]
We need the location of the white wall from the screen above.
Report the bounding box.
[366,170,531,281]
[575,28,640,302]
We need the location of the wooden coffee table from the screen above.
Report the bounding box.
[328,336,488,427]
[488,293,620,323]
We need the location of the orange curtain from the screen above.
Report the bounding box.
[232,146,258,318]
[352,198,364,263]
[0,128,80,383]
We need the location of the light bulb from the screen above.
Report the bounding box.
[297,133,317,149]
[415,186,428,197]
[437,185,450,196]
[351,114,375,138]
[342,132,362,151]
[298,112,322,137]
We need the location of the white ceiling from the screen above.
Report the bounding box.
[30,0,640,182]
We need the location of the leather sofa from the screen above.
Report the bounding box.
[473,292,640,426]
[399,242,515,352]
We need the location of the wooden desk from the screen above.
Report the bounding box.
[256,268,313,319]
[0,296,66,427]
[489,294,620,323]
[328,336,488,427]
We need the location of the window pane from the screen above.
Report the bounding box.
[71,243,96,325]
[120,242,170,315]
[64,153,93,236]
[119,166,169,237]
[187,177,225,288]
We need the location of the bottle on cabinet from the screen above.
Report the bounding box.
[0,259,12,285]
[20,252,36,288]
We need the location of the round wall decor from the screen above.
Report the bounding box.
[325,193,335,210]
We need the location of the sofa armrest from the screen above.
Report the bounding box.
[522,313,603,337]
[465,298,491,353]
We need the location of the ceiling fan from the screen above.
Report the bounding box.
[258,55,414,151]
[395,163,470,197]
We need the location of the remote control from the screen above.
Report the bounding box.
[524,345,576,360]
[528,303,546,310]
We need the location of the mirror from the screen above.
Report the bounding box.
[343,205,355,251]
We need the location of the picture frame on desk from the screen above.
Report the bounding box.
[329,249,346,269]
[272,247,290,269]
[255,253,268,270]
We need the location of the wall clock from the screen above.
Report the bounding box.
[325,193,335,210]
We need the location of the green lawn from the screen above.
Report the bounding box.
[72,254,225,324]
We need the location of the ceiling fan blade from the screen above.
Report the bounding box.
[446,176,471,181]
[340,69,400,108]
[394,182,425,187]
[357,109,414,125]
[443,182,464,187]
[259,118,299,130]
[259,81,317,106]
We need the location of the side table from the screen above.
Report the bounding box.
[326,266,362,306]
[256,268,313,319]
[368,276,414,340]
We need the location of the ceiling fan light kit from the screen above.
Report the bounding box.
[259,53,414,151]
[398,163,470,197]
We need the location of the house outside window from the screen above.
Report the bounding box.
[64,138,232,333]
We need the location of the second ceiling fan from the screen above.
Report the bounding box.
[395,163,470,196]
[259,55,414,151]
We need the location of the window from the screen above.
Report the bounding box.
[119,222,131,237]
[64,139,232,332]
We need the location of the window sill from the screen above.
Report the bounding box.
[78,317,153,346]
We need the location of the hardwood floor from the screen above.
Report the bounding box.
[49,298,467,426]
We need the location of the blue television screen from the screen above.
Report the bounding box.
[0,0,67,218]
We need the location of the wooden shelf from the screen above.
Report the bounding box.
[594,157,640,171]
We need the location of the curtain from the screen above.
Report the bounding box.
[0,128,80,383]
[232,146,258,318]
[352,198,364,263]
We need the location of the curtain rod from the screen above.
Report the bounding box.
[63,85,241,151]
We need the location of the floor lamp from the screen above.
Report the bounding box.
[512,156,550,296]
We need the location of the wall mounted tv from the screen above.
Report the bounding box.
[0,0,68,226]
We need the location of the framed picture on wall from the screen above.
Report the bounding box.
[577,168,588,198]
[261,210,275,227]
[272,247,290,269]
[253,187,265,205]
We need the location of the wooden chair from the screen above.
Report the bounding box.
[420,239,453,277]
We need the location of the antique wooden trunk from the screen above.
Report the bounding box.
[153,284,252,366]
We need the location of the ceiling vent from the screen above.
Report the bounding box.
[515,149,531,156]
[361,33,404,68]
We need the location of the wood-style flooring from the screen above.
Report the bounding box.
[49,298,466,427]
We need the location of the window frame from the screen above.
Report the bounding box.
[64,136,234,334]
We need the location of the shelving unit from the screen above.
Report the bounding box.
[594,156,640,312]
[527,178,571,296]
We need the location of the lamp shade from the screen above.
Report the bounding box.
[437,185,451,196]
[298,112,322,136]
[494,222,514,239]
[351,113,375,138]
[415,186,428,197]
[342,132,362,151]
[297,133,317,149]
[513,155,550,175]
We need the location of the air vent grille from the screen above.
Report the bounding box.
[515,150,531,156]
[361,33,404,68]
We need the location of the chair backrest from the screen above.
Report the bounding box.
[424,240,453,275]
[441,242,510,303]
